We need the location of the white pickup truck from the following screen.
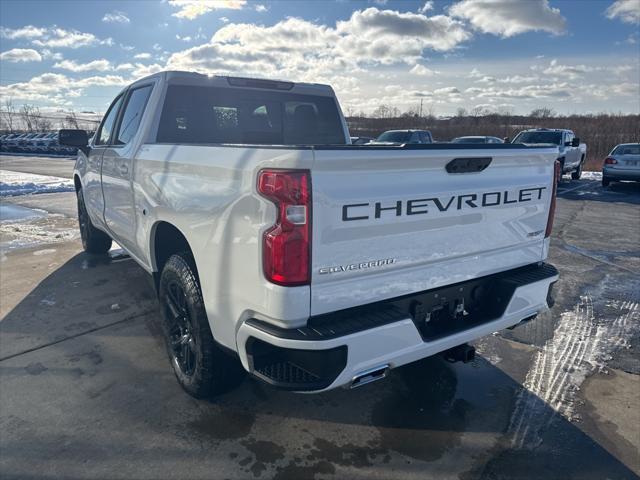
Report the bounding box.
[512,128,587,180]
[60,71,560,398]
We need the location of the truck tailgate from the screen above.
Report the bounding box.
[310,146,558,316]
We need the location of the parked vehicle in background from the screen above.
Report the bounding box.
[350,136,374,145]
[6,133,28,151]
[602,143,640,187]
[452,136,504,144]
[61,71,559,398]
[512,128,587,180]
[0,131,79,155]
[372,129,433,144]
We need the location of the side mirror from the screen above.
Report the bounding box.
[58,129,88,148]
[503,137,510,143]
[572,138,580,147]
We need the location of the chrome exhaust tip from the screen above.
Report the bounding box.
[350,364,389,389]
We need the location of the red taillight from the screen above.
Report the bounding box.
[545,160,560,238]
[604,157,617,165]
[258,169,311,286]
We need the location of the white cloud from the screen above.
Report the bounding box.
[169,0,247,20]
[500,74,539,83]
[255,4,268,12]
[32,28,98,48]
[419,1,434,13]
[468,68,483,78]
[0,48,42,62]
[39,49,63,60]
[434,86,461,95]
[337,7,471,54]
[220,16,230,23]
[53,59,112,72]
[0,25,46,39]
[102,10,130,24]
[410,64,438,76]
[115,63,136,71]
[130,63,164,79]
[449,0,566,37]
[476,82,574,99]
[167,8,470,84]
[542,59,596,79]
[176,34,193,42]
[133,52,152,59]
[606,0,640,24]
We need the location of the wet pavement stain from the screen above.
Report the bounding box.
[307,438,387,468]
[272,460,335,480]
[25,362,47,375]
[372,357,470,462]
[240,438,286,477]
[188,408,256,441]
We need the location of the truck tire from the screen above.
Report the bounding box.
[571,157,584,180]
[602,177,610,187]
[77,188,112,254]
[159,252,244,397]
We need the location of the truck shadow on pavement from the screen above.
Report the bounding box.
[0,251,638,480]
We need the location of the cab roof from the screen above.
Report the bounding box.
[132,70,336,97]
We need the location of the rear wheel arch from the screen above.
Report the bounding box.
[150,221,198,288]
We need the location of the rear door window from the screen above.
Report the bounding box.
[157,85,345,145]
[116,85,153,145]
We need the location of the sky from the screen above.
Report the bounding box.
[0,0,639,117]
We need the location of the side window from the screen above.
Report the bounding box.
[410,132,421,143]
[566,132,574,145]
[96,95,124,145]
[116,85,153,145]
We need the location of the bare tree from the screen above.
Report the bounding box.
[530,107,555,119]
[64,110,80,129]
[2,98,16,133]
[20,104,43,132]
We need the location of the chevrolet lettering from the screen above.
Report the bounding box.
[342,187,546,221]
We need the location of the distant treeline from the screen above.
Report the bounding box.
[347,110,640,171]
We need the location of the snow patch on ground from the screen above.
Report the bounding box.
[0,215,79,251]
[508,283,639,449]
[581,171,602,181]
[0,170,74,197]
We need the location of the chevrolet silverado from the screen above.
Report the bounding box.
[60,71,560,398]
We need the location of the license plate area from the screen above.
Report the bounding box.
[392,274,521,341]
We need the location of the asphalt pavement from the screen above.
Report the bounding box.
[0,155,638,480]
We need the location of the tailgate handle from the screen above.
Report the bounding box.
[446,157,492,173]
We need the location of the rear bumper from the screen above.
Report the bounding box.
[603,168,640,181]
[236,263,558,392]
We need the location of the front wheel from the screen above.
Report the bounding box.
[159,252,244,398]
[77,188,112,254]
[571,159,583,180]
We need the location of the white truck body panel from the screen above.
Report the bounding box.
[310,147,556,315]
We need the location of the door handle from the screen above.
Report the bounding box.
[118,164,129,175]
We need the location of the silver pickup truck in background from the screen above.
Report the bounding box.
[60,71,560,398]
